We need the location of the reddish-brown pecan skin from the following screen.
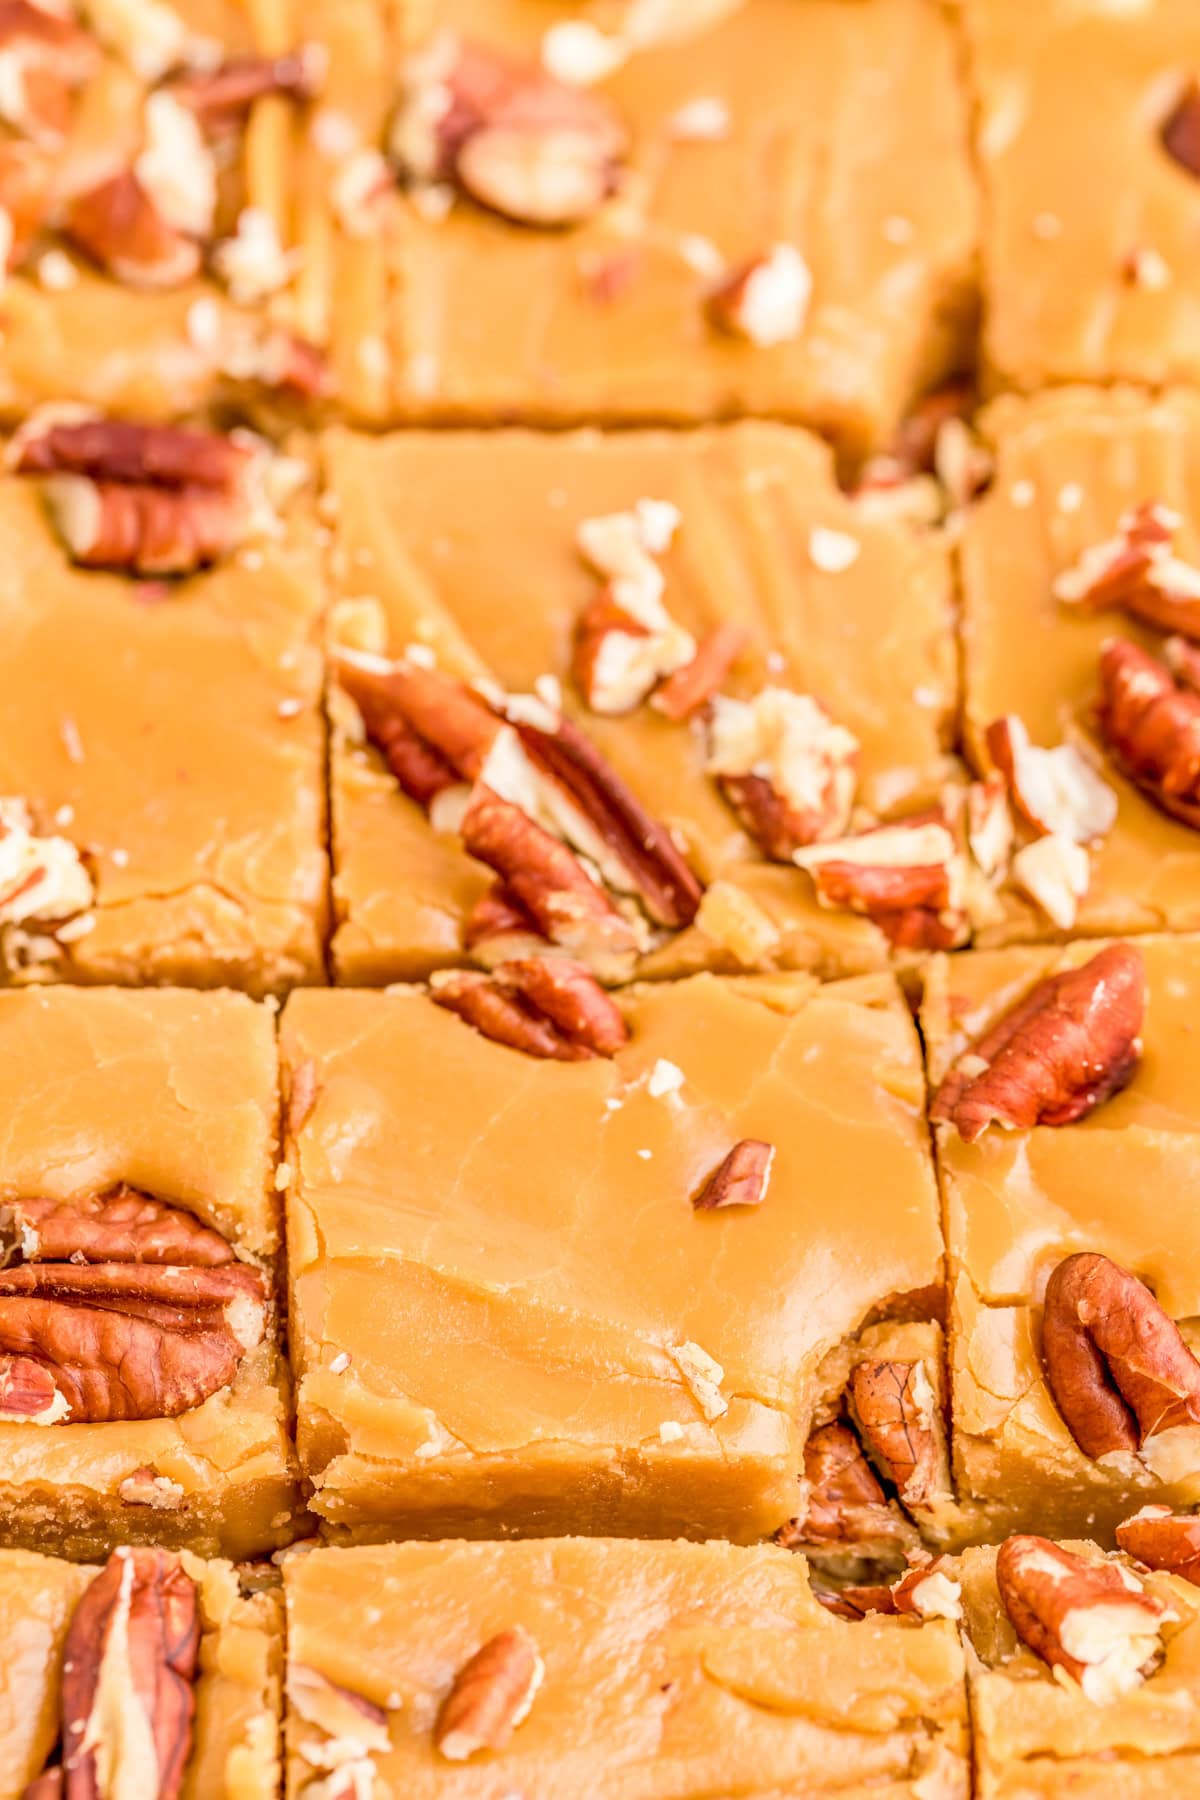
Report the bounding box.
[1042,1252,1200,1459]
[931,944,1145,1143]
[432,958,627,1061]
[3,1187,235,1267]
[1117,1509,1200,1585]
[785,1420,908,1550]
[1097,637,1200,829]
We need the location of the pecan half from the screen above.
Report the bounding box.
[1117,1506,1200,1586]
[848,1359,950,1509]
[11,415,253,491]
[707,687,859,859]
[434,1626,544,1762]
[708,245,811,347]
[57,1548,198,1798]
[692,1139,774,1211]
[431,957,626,1062]
[41,478,245,576]
[395,36,627,228]
[1162,78,1200,180]
[986,716,1117,844]
[0,1187,235,1267]
[930,943,1145,1143]
[996,1534,1170,1703]
[166,48,323,131]
[795,814,967,948]
[62,169,201,290]
[652,623,749,721]
[336,650,496,800]
[1097,637,1200,830]
[781,1420,914,1561]
[1042,1251,1200,1461]
[0,0,99,146]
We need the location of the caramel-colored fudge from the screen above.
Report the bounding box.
[281,971,944,1543]
[961,387,1200,945]
[0,0,394,419]
[388,0,978,455]
[922,937,1200,1543]
[0,466,327,992]
[967,0,1200,393]
[961,1539,1200,1798]
[0,1546,281,1799]
[284,1538,968,1797]
[324,423,958,984]
[0,987,302,1560]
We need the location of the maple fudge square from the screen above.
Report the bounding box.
[386,0,978,455]
[0,986,301,1561]
[966,0,1200,393]
[0,440,327,993]
[280,971,944,1544]
[922,936,1200,1547]
[0,1546,282,1799]
[284,1538,968,1798]
[961,1538,1200,1799]
[960,387,1200,947]
[324,423,958,985]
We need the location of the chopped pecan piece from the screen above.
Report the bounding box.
[930,943,1145,1143]
[432,957,626,1061]
[463,882,547,956]
[395,35,627,227]
[0,138,53,266]
[435,1625,544,1762]
[986,716,1117,844]
[707,687,859,859]
[336,650,497,799]
[62,168,201,290]
[287,1663,390,1759]
[692,1138,774,1211]
[891,1557,963,1622]
[780,1420,914,1564]
[856,378,976,492]
[0,1355,65,1423]
[848,1359,950,1509]
[813,1581,899,1621]
[1162,78,1200,180]
[1117,1506,1200,1586]
[795,814,967,948]
[58,1548,199,1798]
[1008,833,1090,931]
[965,776,1013,883]
[707,245,811,346]
[0,795,93,937]
[996,1534,1170,1703]
[1042,1251,1200,1461]
[1054,501,1200,638]
[0,0,99,145]
[166,48,323,131]
[1165,634,1200,696]
[652,623,749,721]
[1097,637,1200,830]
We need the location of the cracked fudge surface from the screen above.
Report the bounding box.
[387,0,977,455]
[0,987,301,1561]
[966,0,1200,393]
[279,971,943,1543]
[283,1538,968,1797]
[961,387,1200,945]
[922,937,1200,1544]
[324,422,957,984]
[961,1540,1200,1799]
[0,465,327,993]
[0,1546,282,1800]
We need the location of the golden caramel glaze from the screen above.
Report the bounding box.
[387,0,978,457]
[965,0,1200,394]
[0,1547,281,1800]
[283,1538,968,1797]
[0,1,334,426]
[961,388,1200,945]
[323,423,958,984]
[960,1540,1200,1799]
[0,474,328,994]
[922,938,1200,1543]
[0,988,301,1560]
[280,971,943,1543]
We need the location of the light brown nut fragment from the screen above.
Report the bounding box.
[782,1420,912,1555]
[336,651,497,798]
[0,138,54,265]
[930,943,1145,1143]
[651,623,749,721]
[463,882,547,956]
[848,1359,949,1508]
[571,590,653,715]
[1117,1507,1200,1586]
[60,1547,199,1798]
[856,378,976,491]
[986,715,1117,844]
[434,1626,544,1762]
[707,245,811,346]
[1162,78,1200,179]
[707,688,859,860]
[966,777,1013,883]
[692,1139,774,1211]
[286,1057,322,1137]
[1055,502,1200,639]
[1009,833,1091,932]
[0,0,100,146]
[166,49,323,130]
[794,816,963,942]
[996,1534,1169,1703]
[813,1582,898,1621]
[61,169,201,290]
[286,1663,390,1757]
[891,1557,962,1622]
[0,1353,67,1423]
[456,123,618,226]
[1097,637,1200,830]
[1042,1251,1200,1460]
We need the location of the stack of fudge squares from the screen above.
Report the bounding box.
[9,0,1200,1795]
